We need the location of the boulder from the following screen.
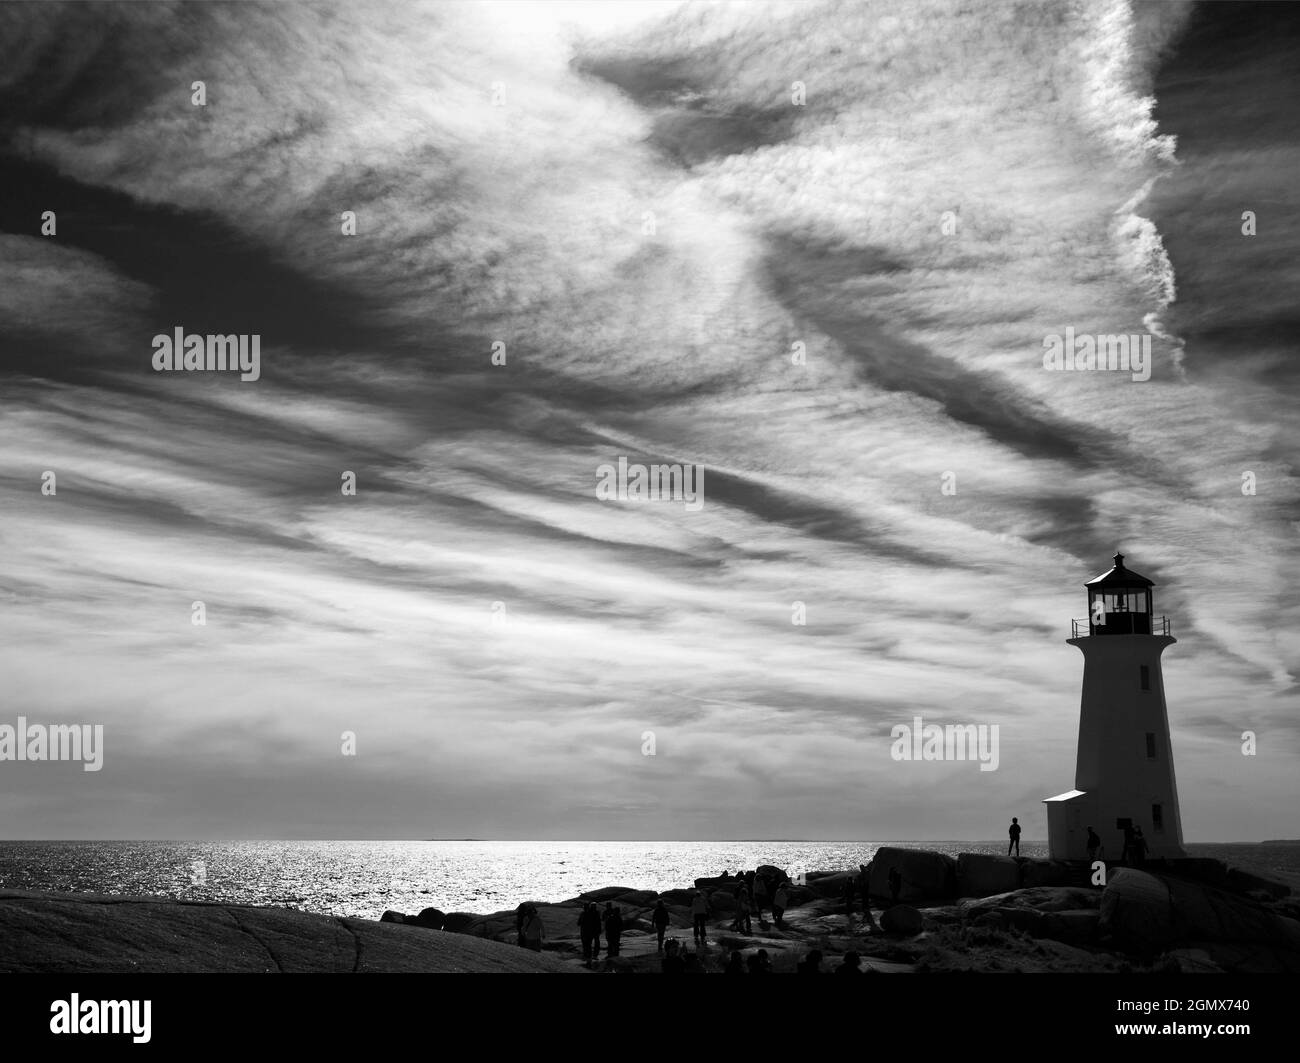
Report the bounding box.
[880,905,923,936]
[1019,860,1078,888]
[1101,868,1300,953]
[657,889,696,907]
[379,910,407,924]
[440,912,478,934]
[703,890,736,912]
[578,887,657,906]
[756,865,788,883]
[1225,867,1290,900]
[1041,909,1100,944]
[956,853,1021,897]
[693,877,734,892]
[804,871,856,900]
[868,847,957,902]
[781,885,816,907]
[412,908,445,929]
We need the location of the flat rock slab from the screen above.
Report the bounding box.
[0,891,581,974]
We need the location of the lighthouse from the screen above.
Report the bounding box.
[1044,553,1186,861]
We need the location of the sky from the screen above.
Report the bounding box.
[0,0,1295,841]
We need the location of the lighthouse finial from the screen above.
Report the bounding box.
[1113,552,1125,568]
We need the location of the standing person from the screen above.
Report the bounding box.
[1120,823,1135,863]
[1132,827,1148,865]
[772,880,790,928]
[858,866,878,932]
[651,899,671,952]
[522,907,545,952]
[735,887,752,935]
[1008,816,1022,857]
[690,889,710,946]
[578,902,602,964]
[514,902,530,948]
[1086,826,1101,863]
[603,903,623,956]
[887,866,902,906]
[753,874,769,924]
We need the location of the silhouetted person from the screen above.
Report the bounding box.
[691,889,710,945]
[651,899,671,951]
[836,951,863,975]
[1132,827,1148,865]
[859,865,879,932]
[797,948,824,974]
[748,948,771,974]
[522,907,544,952]
[603,903,623,956]
[753,875,769,923]
[514,902,531,947]
[1120,824,1135,863]
[1086,826,1101,862]
[578,902,602,963]
[724,950,745,975]
[734,887,752,934]
[888,866,902,905]
[1008,816,1021,857]
[773,880,790,928]
[661,939,685,974]
[720,870,730,880]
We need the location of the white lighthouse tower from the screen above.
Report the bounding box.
[1044,553,1186,861]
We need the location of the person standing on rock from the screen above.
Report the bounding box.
[1132,827,1148,865]
[578,902,602,964]
[690,889,710,945]
[1120,823,1135,863]
[1008,816,1022,857]
[651,899,671,951]
[858,866,879,932]
[773,880,790,928]
[887,866,902,906]
[753,875,770,924]
[522,907,545,952]
[1086,826,1102,862]
[603,903,623,956]
[514,902,531,948]
[734,886,752,935]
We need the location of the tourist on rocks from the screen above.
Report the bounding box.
[690,889,710,945]
[835,951,863,975]
[661,939,686,974]
[1086,826,1102,862]
[858,867,879,933]
[752,875,770,923]
[887,866,902,906]
[514,902,531,947]
[1008,816,1022,857]
[772,880,790,928]
[522,907,545,952]
[1132,827,1148,865]
[603,903,624,956]
[651,899,671,951]
[578,902,602,964]
[734,887,752,934]
[724,950,745,975]
[797,948,823,974]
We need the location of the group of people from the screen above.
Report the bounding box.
[576,901,626,964]
[723,869,796,933]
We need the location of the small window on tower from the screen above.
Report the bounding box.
[1145,732,1156,759]
[1139,665,1150,690]
[1152,804,1164,832]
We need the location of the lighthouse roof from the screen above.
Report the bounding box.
[1084,552,1154,588]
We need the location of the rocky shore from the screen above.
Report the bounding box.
[4,848,1296,973]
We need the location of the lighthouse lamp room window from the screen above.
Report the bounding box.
[1045,553,1186,862]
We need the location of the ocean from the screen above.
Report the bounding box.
[2,840,1296,920]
